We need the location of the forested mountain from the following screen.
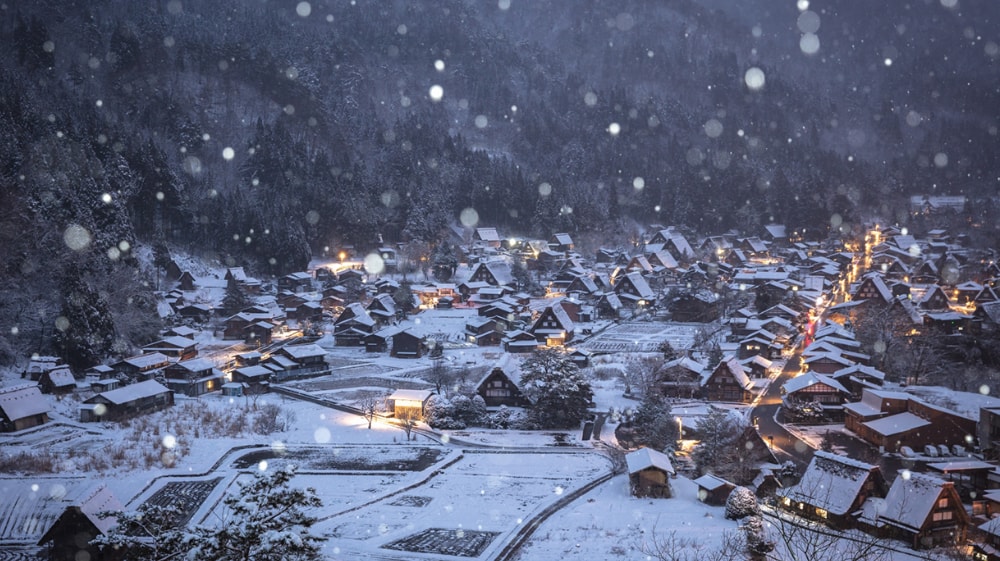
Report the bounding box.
[1,0,998,366]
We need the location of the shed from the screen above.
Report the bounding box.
[693,473,736,506]
[387,389,434,420]
[625,447,675,498]
[81,380,174,422]
[0,384,50,432]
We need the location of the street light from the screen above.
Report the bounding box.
[676,416,683,442]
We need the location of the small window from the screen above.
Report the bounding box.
[932,511,953,522]
[815,507,828,519]
[937,498,948,509]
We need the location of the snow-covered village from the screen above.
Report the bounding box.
[2,1,1000,561]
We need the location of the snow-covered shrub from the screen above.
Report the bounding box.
[725,486,760,520]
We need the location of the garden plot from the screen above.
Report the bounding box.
[312,451,612,559]
[141,478,222,526]
[382,528,500,557]
[581,322,712,353]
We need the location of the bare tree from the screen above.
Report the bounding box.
[426,357,455,395]
[396,408,419,441]
[639,528,748,561]
[762,512,891,561]
[625,354,665,396]
[357,393,382,429]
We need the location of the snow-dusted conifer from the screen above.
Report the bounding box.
[724,486,760,520]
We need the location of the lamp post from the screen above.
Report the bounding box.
[676,416,683,445]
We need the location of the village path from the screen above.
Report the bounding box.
[753,355,814,470]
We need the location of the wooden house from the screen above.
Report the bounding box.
[176,303,212,322]
[274,344,328,376]
[387,389,434,420]
[693,474,736,506]
[367,293,398,325]
[80,380,174,422]
[659,356,706,399]
[334,302,376,346]
[859,472,968,549]
[852,274,894,306]
[174,270,196,291]
[0,384,50,432]
[974,518,1000,561]
[163,358,224,397]
[549,232,575,254]
[243,321,275,346]
[778,451,886,528]
[626,447,675,498]
[669,291,721,322]
[614,271,655,307]
[391,330,425,359]
[466,261,514,287]
[918,285,952,311]
[37,485,123,561]
[278,271,313,293]
[465,317,501,346]
[38,365,77,394]
[473,227,502,249]
[503,330,540,354]
[528,303,575,346]
[23,356,61,381]
[365,327,399,353]
[595,292,623,319]
[112,353,171,382]
[476,353,529,407]
[702,358,753,403]
[801,351,855,375]
[141,336,198,361]
[781,372,851,421]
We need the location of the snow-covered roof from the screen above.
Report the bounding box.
[121,352,171,370]
[146,336,196,349]
[693,473,731,491]
[782,372,849,395]
[625,447,675,476]
[78,485,123,535]
[863,472,949,531]
[169,358,215,372]
[778,450,878,515]
[45,366,77,387]
[862,412,930,437]
[234,365,273,379]
[87,380,172,405]
[279,344,327,360]
[832,364,886,382]
[388,389,434,402]
[0,384,50,421]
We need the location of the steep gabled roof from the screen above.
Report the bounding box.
[779,451,879,515]
[864,472,952,532]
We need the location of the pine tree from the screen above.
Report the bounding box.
[431,242,458,282]
[183,465,324,561]
[725,486,760,520]
[520,348,594,429]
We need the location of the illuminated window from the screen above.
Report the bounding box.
[782,497,791,507]
[937,498,948,508]
[815,508,828,519]
[932,511,953,522]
